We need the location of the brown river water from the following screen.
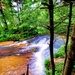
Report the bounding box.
[0,41,34,75]
[0,35,65,75]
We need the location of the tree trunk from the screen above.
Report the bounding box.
[0,1,8,30]
[63,2,73,70]
[0,8,8,30]
[49,0,55,75]
[63,23,75,75]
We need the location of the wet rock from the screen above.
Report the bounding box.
[0,53,32,75]
[0,44,36,57]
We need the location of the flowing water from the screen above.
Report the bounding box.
[0,35,65,75]
[26,35,65,75]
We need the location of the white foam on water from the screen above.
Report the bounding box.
[28,36,65,75]
[33,44,49,75]
[3,35,65,75]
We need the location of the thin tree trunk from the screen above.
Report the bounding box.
[0,1,8,30]
[41,1,55,74]
[63,2,73,70]
[49,0,55,75]
[63,23,75,75]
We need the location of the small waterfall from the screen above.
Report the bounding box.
[0,35,65,75]
[26,35,65,75]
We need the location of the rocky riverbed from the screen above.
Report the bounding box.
[0,35,65,75]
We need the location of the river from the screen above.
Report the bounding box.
[0,35,65,75]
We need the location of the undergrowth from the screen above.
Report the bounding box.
[44,58,63,75]
[44,43,70,75]
[54,42,70,58]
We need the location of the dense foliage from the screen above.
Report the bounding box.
[0,0,49,41]
[1,0,75,75]
[0,0,75,42]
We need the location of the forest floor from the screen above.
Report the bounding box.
[54,58,64,63]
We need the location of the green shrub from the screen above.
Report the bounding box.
[44,58,63,75]
[44,58,51,75]
[44,58,51,70]
[54,45,65,58]
[54,42,70,58]
[55,62,63,75]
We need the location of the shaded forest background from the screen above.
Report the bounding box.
[0,0,75,41]
[1,0,75,75]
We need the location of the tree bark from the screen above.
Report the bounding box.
[49,0,55,75]
[63,23,75,75]
[63,2,73,70]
